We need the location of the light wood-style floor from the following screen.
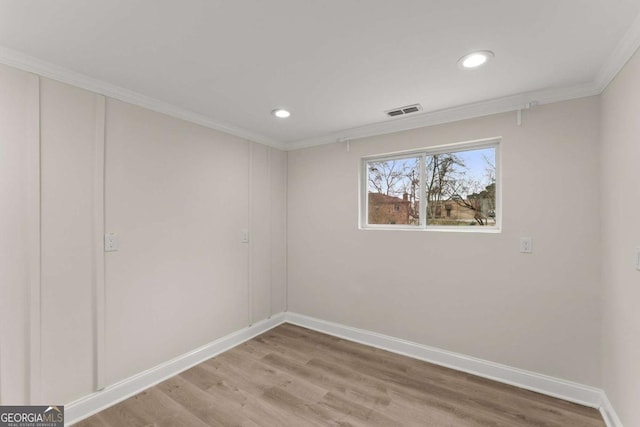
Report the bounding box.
[74,323,605,427]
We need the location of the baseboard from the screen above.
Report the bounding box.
[600,392,624,427]
[284,312,605,409]
[65,313,286,425]
[66,311,622,426]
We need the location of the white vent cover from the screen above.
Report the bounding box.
[385,103,423,117]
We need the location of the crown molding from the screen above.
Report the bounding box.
[3,4,640,154]
[0,46,286,151]
[595,10,640,92]
[285,82,601,151]
[286,7,640,151]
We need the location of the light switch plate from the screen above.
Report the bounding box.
[636,246,640,271]
[104,233,118,252]
[520,237,533,253]
[240,229,249,243]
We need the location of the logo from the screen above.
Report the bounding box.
[0,405,64,427]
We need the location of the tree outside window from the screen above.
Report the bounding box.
[363,141,499,230]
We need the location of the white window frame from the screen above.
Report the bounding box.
[359,137,501,233]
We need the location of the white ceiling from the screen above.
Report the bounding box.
[1,0,640,149]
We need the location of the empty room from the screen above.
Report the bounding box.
[1,1,639,426]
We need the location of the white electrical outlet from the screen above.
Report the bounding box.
[520,237,533,253]
[104,233,118,252]
[240,229,249,243]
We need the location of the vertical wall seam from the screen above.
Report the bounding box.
[268,148,273,318]
[284,151,288,312]
[27,73,41,404]
[0,295,2,403]
[93,95,106,391]
[247,143,253,326]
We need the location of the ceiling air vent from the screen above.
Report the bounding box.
[385,103,423,117]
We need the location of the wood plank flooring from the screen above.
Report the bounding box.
[74,323,605,426]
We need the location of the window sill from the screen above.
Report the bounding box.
[359,225,501,233]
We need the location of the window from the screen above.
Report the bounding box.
[361,138,499,231]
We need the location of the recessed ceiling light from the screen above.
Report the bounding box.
[272,108,291,118]
[458,51,494,69]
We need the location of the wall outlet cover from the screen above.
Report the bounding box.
[104,233,118,252]
[520,237,533,253]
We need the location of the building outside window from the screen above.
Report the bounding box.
[362,138,499,231]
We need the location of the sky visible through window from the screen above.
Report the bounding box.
[457,147,494,183]
[366,145,497,227]
[367,147,495,198]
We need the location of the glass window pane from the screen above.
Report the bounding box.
[367,157,420,225]
[425,147,496,226]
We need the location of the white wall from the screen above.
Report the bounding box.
[0,64,38,404]
[270,149,288,315]
[249,143,288,322]
[2,49,636,417]
[601,47,640,426]
[105,99,245,385]
[288,96,602,386]
[40,78,99,403]
[0,65,287,405]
